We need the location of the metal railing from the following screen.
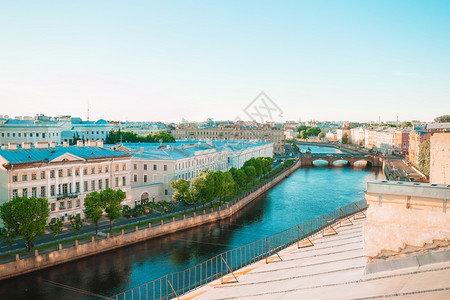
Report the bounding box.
[109,199,367,300]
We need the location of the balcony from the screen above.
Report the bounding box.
[56,192,79,200]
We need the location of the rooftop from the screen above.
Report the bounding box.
[183,218,450,300]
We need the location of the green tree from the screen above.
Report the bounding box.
[418,139,430,176]
[122,205,133,219]
[221,172,235,204]
[170,178,191,214]
[306,127,321,136]
[342,133,349,144]
[434,115,450,123]
[48,217,63,240]
[0,196,49,251]
[0,227,15,250]
[102,188,125,233]
[318,132,325,140]
[401,121,413,127]
[83,191,103,235]
[243,166,257,187]
[132,204,146,217]
[69,215,84,237]
[192,170,216,209]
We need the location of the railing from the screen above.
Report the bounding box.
[109,199,367,300]
[56,192,79,200]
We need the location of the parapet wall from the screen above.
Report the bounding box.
[363,181,450,260]
[0,160,301,280]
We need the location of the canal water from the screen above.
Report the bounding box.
[0,150,384,300]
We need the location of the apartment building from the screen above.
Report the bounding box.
[0,140,132,222]
[408,126,431,166]
[119,140,273,205]
[173,123,284,153]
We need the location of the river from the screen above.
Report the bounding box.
[0,147,384,300]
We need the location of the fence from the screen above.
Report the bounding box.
[109,199,367,300]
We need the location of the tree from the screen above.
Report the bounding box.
[192,170,216,209]
[102,188,125,233]
[318,132,325,140]
[170,178,191,214]
[342,133,349,144]
[48,217,63,240]
[401,121,412,128]
[69,215,84,237]
[221,172,235,204]
[83,191,103,235]
[434,115,450,123]
[0,227,15,250]
[147,200,174,218]
[0,196,49,251]
[132,204,146,217]
[122,205,133,219]
[243,166,256,187]
[418,139,430,176]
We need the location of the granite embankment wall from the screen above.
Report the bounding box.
[0,160,301,280]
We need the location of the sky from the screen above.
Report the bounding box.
[0,1,449,123]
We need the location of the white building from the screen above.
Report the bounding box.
[350,127,365,146]
[117,140,273,205]
[0,141,132,222]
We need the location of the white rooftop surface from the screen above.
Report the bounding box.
[181,217,450,300]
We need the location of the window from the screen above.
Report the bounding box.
[98,179,102,190]
[164,165,167,171]
[75,182,80,193]
[43,133,46,138]
[105,178,109,189]
[62,183,68,195]
[91,167,95,174]
[122,176,126,186]
[58,169,63,177]
[115,164,119,171]
[12,189,18,198]
[32,172,37,180]
[23,188,28,197]
[105,166,109,173]
[84,181,88,192]
[115,177,119,187]
[76,199,81,207]
[50,170,55,178]
[165,189,168,195]
[51,203,55,211]
[91,181,95,191]
[134,164,137,170]
[12,174,18,182]
[83,167,87,175]
[41,171,46,179]
[59,201,65,210]
[144,164,147,170]
[144,174,147,183]
[29,133,32,137]
[32,187,37,197]
[50,185,55,196]
[68,200,72,209]
[41,186,46,197]
[133,174,137,182]
[22,174,27,181]
[98,166,102,173]
[153,164,157,171]
[67,168,72,177]
[75,168,79,176]
[122,164,126,171]
[12,133,15,137]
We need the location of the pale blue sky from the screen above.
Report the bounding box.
[1,1,449,122]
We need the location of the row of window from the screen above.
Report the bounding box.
[0,132,59,138]
[50,199,81,211]
[133,163,167,171]
[11,176,127,199]
[11,164,127,182]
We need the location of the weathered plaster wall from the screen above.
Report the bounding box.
[363,181,450,259]
[430,132,450,184]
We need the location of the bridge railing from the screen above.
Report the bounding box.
[108,199,367,300]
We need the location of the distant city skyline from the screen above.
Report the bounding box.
[1,1,449,123]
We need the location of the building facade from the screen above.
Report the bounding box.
[0,141,132,222]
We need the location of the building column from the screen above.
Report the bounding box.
[72,166,76,193]
[55,168,59,195]
[80,166,84,194]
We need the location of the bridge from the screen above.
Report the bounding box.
[300,153,382,168]
[292,140,367,155]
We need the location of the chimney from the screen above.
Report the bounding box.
[49,141,56,148]
[86,140,97,147]
[35,142,49,149]
[63,141,69,147]
[8,142,17,150]
[22,142,31,149]
[77,140,84,147]
[96,140,103,148]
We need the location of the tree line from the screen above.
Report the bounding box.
[105,130,175,144]
[170,157,274,212]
